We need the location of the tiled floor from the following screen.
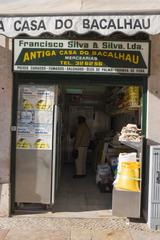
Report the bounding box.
[52,164,112,217]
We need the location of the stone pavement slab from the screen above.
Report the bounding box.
[1,228,160,240]
[130,230,160,240]
[92,230,132,240]
[0,230,9,240]
[4,229,70,240]
[71,228,92,240]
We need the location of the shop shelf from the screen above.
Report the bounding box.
[112,187,141,218]
[120,140,142,151]
[107,86,126,102]
[110,105,140,116]
[112,139,143,218]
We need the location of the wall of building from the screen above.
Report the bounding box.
[142,34,160,222]
[147,34,160,144]
[0,36,12,216]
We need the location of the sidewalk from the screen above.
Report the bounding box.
[0,216,160,240]
[1,228,160,240]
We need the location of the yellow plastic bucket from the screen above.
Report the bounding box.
[127,86,140,106]
[115,162,140,192]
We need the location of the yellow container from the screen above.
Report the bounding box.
[127,86,140,106]
[128,86,139,94]
[115,162,140,192]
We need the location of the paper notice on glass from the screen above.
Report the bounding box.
[17,110,53,125]
[16,85,55,150]
[34,111,53,124]
[17,110,35,124]
[17,123,52,135]
[16,135,52,150]
[18,85,55,111]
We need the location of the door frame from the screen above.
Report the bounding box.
[10,72,148,214]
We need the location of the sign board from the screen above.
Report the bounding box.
[14,39,149,75]
[1,15,160,37]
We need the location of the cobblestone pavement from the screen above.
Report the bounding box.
[0,216,160,239]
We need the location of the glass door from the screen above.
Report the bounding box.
[15,84,56,205]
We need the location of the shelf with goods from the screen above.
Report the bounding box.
[106,86,141,116]
[108,142,132,150]
[120,140,142,152]
[107,86,126,102]
[109,105,141,116]
[107,86,142,218]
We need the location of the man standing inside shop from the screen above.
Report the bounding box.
[73,116,90,178]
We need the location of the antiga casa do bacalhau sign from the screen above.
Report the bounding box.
[14,39,149,75]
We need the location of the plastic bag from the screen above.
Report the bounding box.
[109,157,118,176]
[119,152,137,163]
[96,163,113,192]
[96,163,112,184]
[114,161,140,192]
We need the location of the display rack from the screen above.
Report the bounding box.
[120,140,142,152]
[110,105,140,116]
[106,85,141,116]
[107,86,126,102]
[112,139,143,218]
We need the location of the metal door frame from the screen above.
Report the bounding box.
[51,104,58,204]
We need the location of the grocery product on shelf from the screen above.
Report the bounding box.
[109,156,118,176]
[119,124,141,142]
[106,86,140,115]
[127,86,140,107]
[121,86,140,108]
[111,133,121,146]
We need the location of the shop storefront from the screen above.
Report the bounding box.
[0,0,160,229]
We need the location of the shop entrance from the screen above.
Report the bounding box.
[11,75,147,217]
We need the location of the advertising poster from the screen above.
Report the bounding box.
[16,85,55,150]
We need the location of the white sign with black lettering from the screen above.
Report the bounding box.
[0,14,160,37]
